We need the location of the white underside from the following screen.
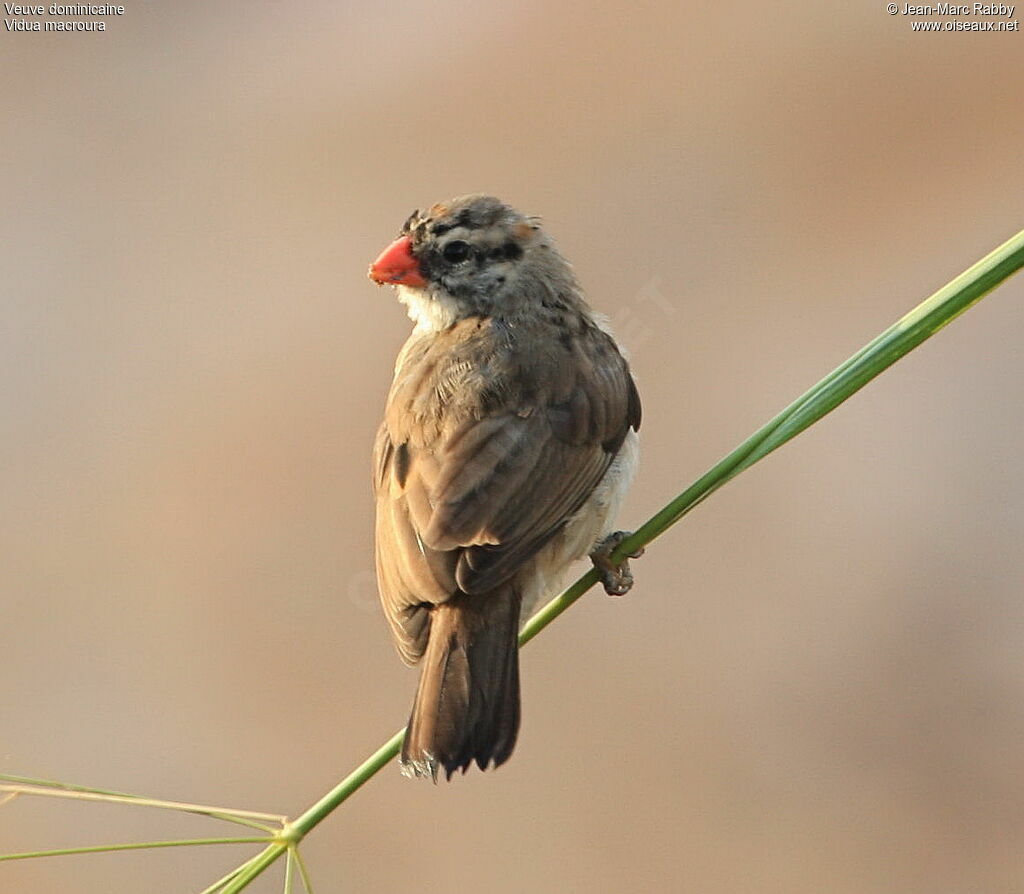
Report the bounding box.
[518,428,640,623]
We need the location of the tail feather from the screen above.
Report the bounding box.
[401,589,521,781]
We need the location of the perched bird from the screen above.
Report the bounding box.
[369,195,641,780]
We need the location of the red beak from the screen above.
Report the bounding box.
[368,235,427,287]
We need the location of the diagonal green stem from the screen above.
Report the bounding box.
[218,732,406,893]
[527,227,1024,632]
[215,227,1024,892]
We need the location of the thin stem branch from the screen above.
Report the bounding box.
[283,848,295,894]
[293,847,315,894]
[0,837,271,862]
[198,856,261,894]
[0,775,285,831]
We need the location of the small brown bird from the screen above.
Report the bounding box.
[369,195,641,780]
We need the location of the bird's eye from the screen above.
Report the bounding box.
[442,240,471,263]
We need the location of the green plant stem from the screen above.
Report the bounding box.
[0,837,270,862]
[623,230,1024,554]
[198,857,259,894]
[292,847,315,894]
[531,228,1024,627]
[219,730,406,893]
[0,775,284,831]
[215,227,1024,892]
[283,848,295,894]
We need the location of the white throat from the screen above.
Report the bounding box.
[397,285,461,333]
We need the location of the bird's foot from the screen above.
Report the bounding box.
[590,531,644,596]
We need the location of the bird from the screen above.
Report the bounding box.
[368,195,642,781]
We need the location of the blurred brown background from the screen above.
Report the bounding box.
[3,2,1023,892]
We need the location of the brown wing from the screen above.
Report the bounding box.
[374,317,640,664]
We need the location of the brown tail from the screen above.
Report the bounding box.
[401,588,521,781]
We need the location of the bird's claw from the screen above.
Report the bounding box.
[590,531,643,596]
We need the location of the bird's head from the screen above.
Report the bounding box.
[369,195,578,329]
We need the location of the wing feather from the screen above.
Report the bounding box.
[374,317,639,663]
